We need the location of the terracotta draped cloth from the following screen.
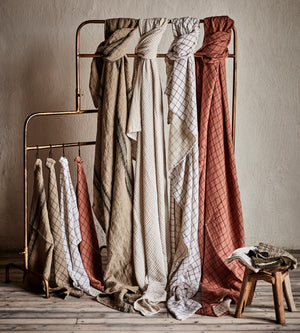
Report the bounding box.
[127,18,169,316]
[46,157,83,298]
[165,17,202,320]
[75,156,104,292]
[90,18,140,311]
[195,16,245,316]
[25,158,54,291]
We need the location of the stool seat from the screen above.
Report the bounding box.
[234,265,296,324]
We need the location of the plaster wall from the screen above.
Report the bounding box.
[0,0,299,251]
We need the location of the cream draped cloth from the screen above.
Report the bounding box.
[59,156,90,293]
[165,17,202,320]
[90,18,140,312]
[127,18,169,316]
[46,157,83,298]
[25,158,54,291]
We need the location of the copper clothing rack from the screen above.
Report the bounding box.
[6,19,238,298]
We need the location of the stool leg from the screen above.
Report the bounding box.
[246,280,257,306]
[283,273,296,312]
[235,267,252,318]
[272,271,285,324]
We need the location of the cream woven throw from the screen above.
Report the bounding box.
[90,18,140,311]
[46,157,83,298]
[59,156,90,293]
[165,17,202,320]
[26,158,54,291]
[127,18,169,316]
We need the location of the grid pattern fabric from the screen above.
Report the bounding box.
[90,18,139,312]
[27,158,54,289]
[165,17,202,321]
[195,16,245,317]
[127,18,169,316]
[59,156,90,293]
[75,156,104,292]
[46,157,83,298]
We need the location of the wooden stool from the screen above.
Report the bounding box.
[234,265,296,324]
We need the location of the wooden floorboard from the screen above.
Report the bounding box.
[0,251,299,332]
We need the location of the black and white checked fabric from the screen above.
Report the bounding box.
[127,18,169,316]
[59,157,90,293]
[165,17,202,320]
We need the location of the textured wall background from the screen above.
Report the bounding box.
[0,0,299,251]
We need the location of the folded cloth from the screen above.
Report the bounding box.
[251,243,297,270]
[227,246,259,273]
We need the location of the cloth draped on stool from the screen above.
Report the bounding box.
[90,18,140,312]
[75,155,104,292]
[195,16,245,317]
[59,156,90,294]
[46,157,83,298]
[25,158,54,291]
[127,17,169,316]
[165,17,202,320]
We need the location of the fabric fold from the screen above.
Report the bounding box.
[165,17,202,320]
[90,18,140,311]
[59,156,90,294]
[25,158,54,291]
[195,16,245,317]
[127,17,169,316]
[46,157,83,298]
[75,155,104,292]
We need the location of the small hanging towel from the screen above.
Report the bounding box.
[165,17,202,320]
[195,16,245,317]
[127,17,169,316]
[75,155,104,292]
[90,18,140,312]
[46,157,83,298]
[59,156,90,294]
[25,158,54,291]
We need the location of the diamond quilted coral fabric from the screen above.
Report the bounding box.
[165,17,202,320]
[127,18,169,316]
[195,16,245,317]
[90,18,140,311]
[75,156,104,292]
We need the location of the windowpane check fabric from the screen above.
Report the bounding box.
[26,158,54,290]
[90,18,140,312]
[165,17,202,320]
[59,156,90,293]
[127,18,169,316]
[46,157,83,298]
[75,156,104,292]
[195,16,245,317]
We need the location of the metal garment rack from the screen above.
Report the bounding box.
[5,19,238,297]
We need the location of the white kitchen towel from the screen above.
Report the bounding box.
[59,156,90,293]
[165,17,202,320]
[127,17,169,316]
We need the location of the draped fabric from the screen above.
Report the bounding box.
[75,156,104,292]
[90,18,140,311]
[46,157,83,298]
[26,159,54,290]
[127,18,169,316]
[59,156,90,293]
[165,17,202,320]
[195,16,245,317]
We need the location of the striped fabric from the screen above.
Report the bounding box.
[165,17,202,320]
[195,16,245,317]
[59,156,90,293]
[75,156,104,292]
[90,18,140,311]
[127,17,169,316]
[26,158,54,291]
[46,157,83,298]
